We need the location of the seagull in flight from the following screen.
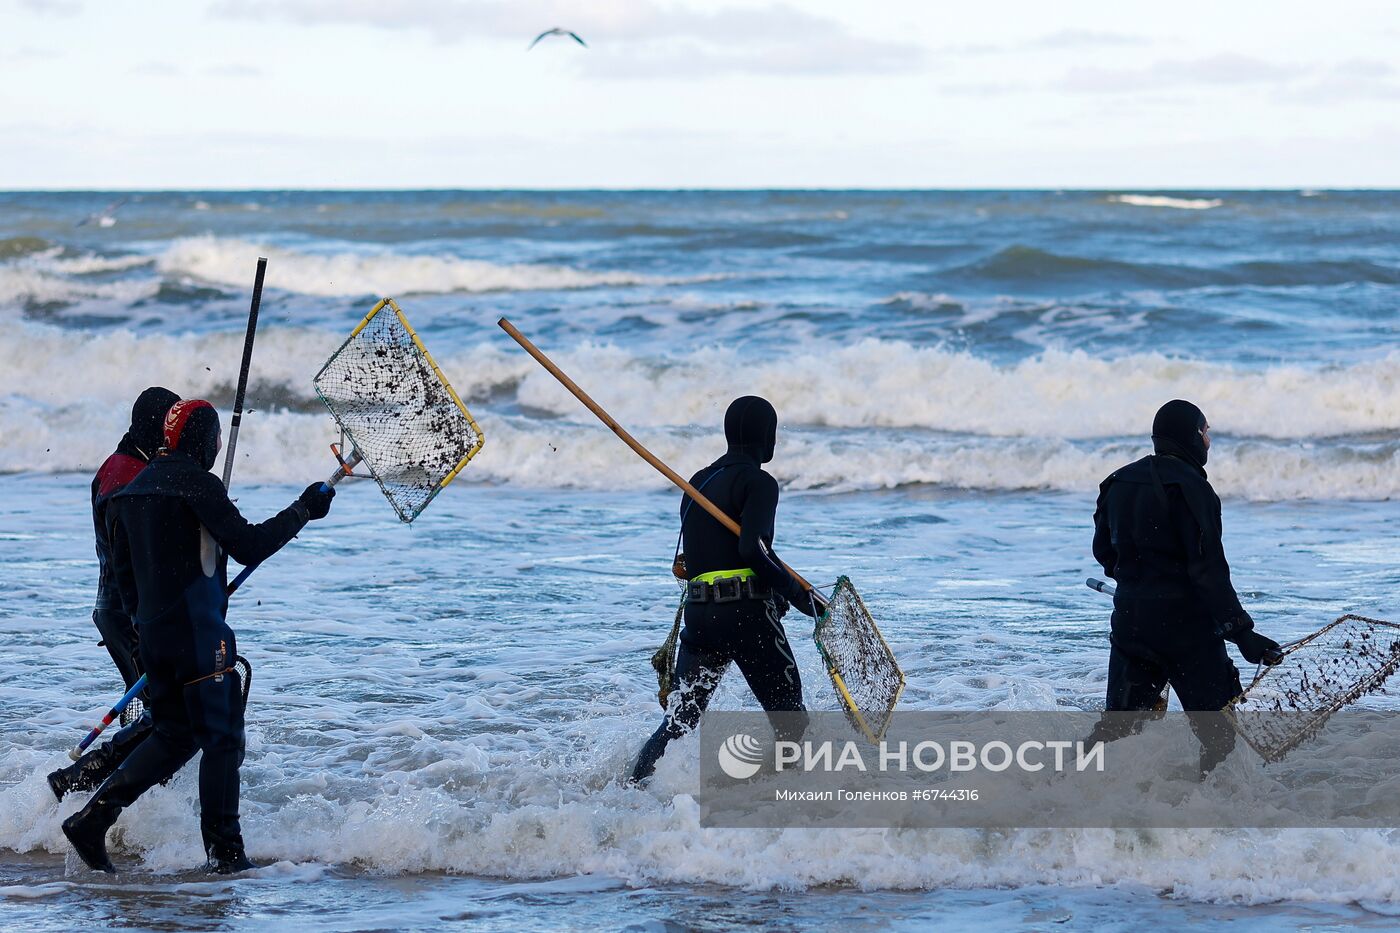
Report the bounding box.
[528,27,587,50]
[77,197,128,228]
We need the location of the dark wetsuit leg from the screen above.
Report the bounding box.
[630,643,728,783]
[1105,642,1170,713]
[88,657,200,813]
[1164,640,1242,774]
[1091,638,1242,774]
[94,614,248,857]
[187,657,248,857]
[49,607,153,799]
[630,596,809,783]
[1087,642,1170,745]
[729,596,807,744]
[92,608,143,693]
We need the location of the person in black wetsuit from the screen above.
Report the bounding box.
[629,396,823,784]
[1090,399,1282,774]
[61,399,336,874]
[47,386,179,801]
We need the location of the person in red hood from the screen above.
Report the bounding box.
[61,399,335,874]
[47,386,178,802]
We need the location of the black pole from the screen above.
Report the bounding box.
[221,257,266,489]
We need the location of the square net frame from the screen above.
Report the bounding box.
[1225,613,1400,762]
[314,298,485,523]
[813,576,905,743]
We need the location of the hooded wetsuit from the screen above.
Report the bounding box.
[1090,399,1248,770]
[92,386,179,690]
[91,400,312,865]
[630,396,813,783]
[47,387,180,802]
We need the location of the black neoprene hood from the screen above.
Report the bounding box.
[1151,398,1208,468]
[125,386,179,460]
[724,396,778,463]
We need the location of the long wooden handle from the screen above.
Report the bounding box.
[498,317,813,593]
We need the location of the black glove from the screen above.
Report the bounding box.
[298,482,335,520]
[1231,630,1283,665]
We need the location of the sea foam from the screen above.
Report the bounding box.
[1110,194,1224,210]
[1,321,1397,500]
[155,236,681,297]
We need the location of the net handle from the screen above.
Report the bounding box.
[222,257,266,490]
[498,317,816,594]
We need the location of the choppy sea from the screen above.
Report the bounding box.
[2,190,1399,930]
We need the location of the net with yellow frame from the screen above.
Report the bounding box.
[314,298,485,523]
[1225,613,1400,762]
[814,576,905,744]
[651,577,905,743]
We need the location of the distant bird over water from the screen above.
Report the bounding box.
[77,197,128,228]
[528,28,587,50]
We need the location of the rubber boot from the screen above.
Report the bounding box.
[60,734,185,875]
[202,819,257,874]
[60,794,122,873]
[48,714,153,801]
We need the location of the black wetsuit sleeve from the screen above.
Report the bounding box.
[1092,482,1117,578]
[1173,486,1253,637]
[737,472,815,616]
[187,474,309,568]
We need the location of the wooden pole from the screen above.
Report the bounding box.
[498,317,813,593]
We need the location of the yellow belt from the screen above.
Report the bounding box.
[691,568,756,584]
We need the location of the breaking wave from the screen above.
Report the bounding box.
[6,322,1400,438]
[155,236,682,296]
[1110,194,1223,210]
[949,245,1400,290]
[5,727,1400,901]
[0,238,695,309]
[0,322,1396,500]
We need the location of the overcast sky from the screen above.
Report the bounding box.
[4,0,1399,188]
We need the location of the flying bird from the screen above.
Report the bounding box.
[528,27,587,50]
[77,197,128,228]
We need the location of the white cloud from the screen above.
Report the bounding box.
[129,61,183,77]
[18,0,82,15]
[1282,60,1400,104]
[1059,54,1306,93]
[580,34,924,79]
[11,46,61,60]
[1028,29,1153,50]
[935,29,1153,56]
[1330,58,1393,79]
[940,81,1019,97]
[206,63,263,78]
[209,0,926,76]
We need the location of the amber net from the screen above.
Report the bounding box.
[1227,614,1400,762]
[813,576,905,743]
[314,300,483,523]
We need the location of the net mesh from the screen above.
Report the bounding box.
[314,299,484,522]
[813,576,905,743]
[1227,614,1400,762]
[651,590,686,709]
[118,658,250,727]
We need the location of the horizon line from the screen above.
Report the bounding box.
[4,185,1399,194]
